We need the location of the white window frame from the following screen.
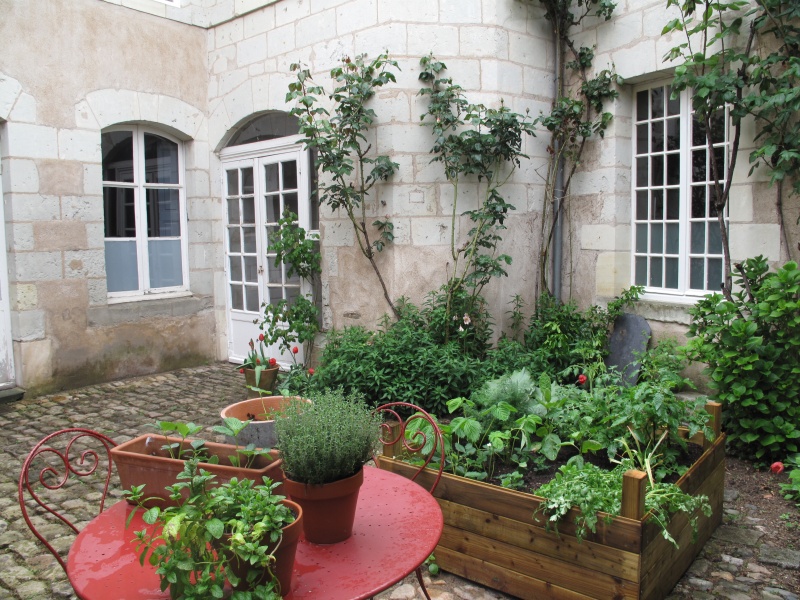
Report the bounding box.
[102,125,190,302]
[630,81,729,303]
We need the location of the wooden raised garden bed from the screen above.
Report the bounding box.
[378,402,724,600]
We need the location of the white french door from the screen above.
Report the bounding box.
[223,141,312,367]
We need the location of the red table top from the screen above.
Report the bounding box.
[67,466,443,600]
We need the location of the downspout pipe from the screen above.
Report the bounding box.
[551,29,565,302]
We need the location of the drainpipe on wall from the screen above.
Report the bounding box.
[551,30,565,302]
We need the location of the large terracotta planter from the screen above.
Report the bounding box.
[220,396,310,449]
[111,434,284,507]
[282,468,364,544]
[243,367,280,397]
[225,499,303,596]
[378,404,725,600]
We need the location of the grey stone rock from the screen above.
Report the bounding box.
[763,589,799,600]
[714,525,766,546]
[760,547,800,569]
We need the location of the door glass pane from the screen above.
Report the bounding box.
[286,286,300,305]
[144,134,179,184]
[103,188,136,237]
[666,118,680,150]
[102,131,134,182]
[651,87,664,119]
[105,240,139,292]
[227,198,240,224]
[146,189,181,237]
[287,266,301,285]
[227,170,239,196]
[230,284,244,310]
[667,88,680,116]
[242,168,254,195]
[710,110,725,144]
[667,189,680,219]
[243,227,257,253]
[651,155,663,186]
[244,256,258,282]
[636,91,648,121]
[242,198,256,224]
[691,186,706,218]
[268,257,282,283]
[666,223,679,254]
[651,121,663,152]
[284,192,299,216]
[228,227,241,253]
[666,153,680,185]
[282,160,298,189]
[265,163,279,193]
[691,222,706,253]
[693,115,706,147]
[651,190,663,220]
[692,149,706,182]
[148,239,183,287]
[245,285,260,312]
[266,195,281,222]
[229,256,242,282]
[266,285,283,303]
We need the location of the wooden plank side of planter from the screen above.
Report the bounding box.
[439,498,641,582]
[378,457,642,553]
[435,546,604,600]
[639,458,725,600]
[438,526,642,600]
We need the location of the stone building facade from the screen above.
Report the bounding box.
[0,0,791,394]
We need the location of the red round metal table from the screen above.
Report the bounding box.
[66,465,443,600]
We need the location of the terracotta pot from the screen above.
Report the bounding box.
[220,396,311,449]
[225,499,303,596]
[243,367,280,397]
[282,468,364,544]
[111,434,284,508]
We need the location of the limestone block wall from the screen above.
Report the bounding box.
[565,0,793,334]
[0,0,215,392]
[207,0,555,332]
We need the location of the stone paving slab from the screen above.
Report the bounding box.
[0,362,798,599]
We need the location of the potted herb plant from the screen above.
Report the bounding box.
[274,389,381,543]
[126,457,302,599]
[112,419,283,507]
[239,335,280,397]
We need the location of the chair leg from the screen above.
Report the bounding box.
[415,566,432,600]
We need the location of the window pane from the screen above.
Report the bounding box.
[266,195,281,223]
[665,257,679,288]
[636,157,648,185]
[242,198,255,224]
[651,190,663,220]
[709,186,721,217]
[148,239,183,287]
[709,110,725,144]
[708,222,722,253]
[242,168,254,195]
[692,114,706,147]
[635,256,647,285]
[266,285,283,303]
[105,240,139,292]
[713,146,725,181]
[667,189,680,220]
[243,226,257,253]
[651,87,664,119]
[146,189,181,237]
[650,257,663,287]
[286,286,300,305]
[650,223,663,253]
[282,160,298,189]
[637,124,648,154]
[691,222,706,253]
[244,256,258,282]
[636,224,648,253]
[265,163,279,193]
[692,186,706,218]
[666,223,679,254]
[667,153,680,185]
[227,170,239,196]
[692,149,706,182]
[144,134,179,184]
[245,285,260,312]
[228,227,241,253]
[651,121,664,152]
[651,155,663,186]
[667,87,680,116]
[230,284,244,310]
[284,192,299,216]
[104,187,136,238]
[636,91,648,121]
[636,191,648,220]
[707,258,723,290]
[666,118,680,150]
[102,131,134,183]
[268,256,282,283]
[690,258,704,289]
[287,265,301,286]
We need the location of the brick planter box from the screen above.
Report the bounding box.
[378,403,724,600]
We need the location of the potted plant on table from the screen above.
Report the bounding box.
[274,388,381,543]
[126,457,302,599]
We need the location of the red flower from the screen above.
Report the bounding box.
[256,358,261,364]
[577,374,587,385]
[292,346,299,354]
[239,368,244,374]
[269,358,277,367]
[258,333,265,342]
[771,461,785,474]
[308,368,315,376]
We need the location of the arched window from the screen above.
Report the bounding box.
[101,126,188,297]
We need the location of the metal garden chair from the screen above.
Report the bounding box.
[18,428,117,575]
[373,402,445,600]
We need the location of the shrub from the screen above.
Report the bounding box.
[686,257,800,463]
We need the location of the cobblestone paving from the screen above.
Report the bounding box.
[0,363,798,599]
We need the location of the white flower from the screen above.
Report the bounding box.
[458,325,464,332]
[463,313,471,325]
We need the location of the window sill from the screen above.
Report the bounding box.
[107,290,192,305]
